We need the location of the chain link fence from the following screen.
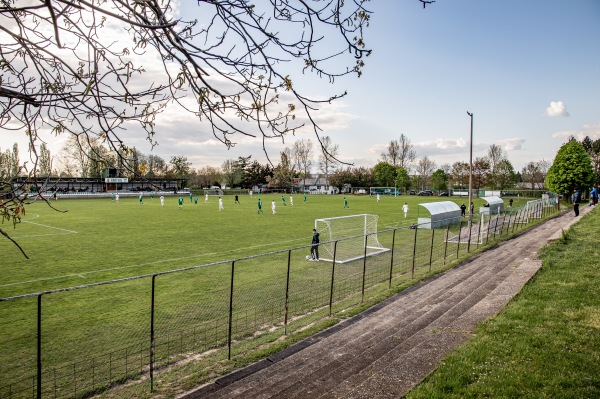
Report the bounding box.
[0,198,560,398]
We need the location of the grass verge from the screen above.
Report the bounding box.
[407,208,600,398]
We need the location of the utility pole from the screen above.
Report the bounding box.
[467,111,474,218]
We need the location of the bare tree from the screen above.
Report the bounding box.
[197,166,221,188]
[486,144,507,190]
[293,139,314,192]
[415,156,436,190]
[318,136,340,191]
[380,140,400,166]
[397,134,417,172]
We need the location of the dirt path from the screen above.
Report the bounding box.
[182,205,592,399]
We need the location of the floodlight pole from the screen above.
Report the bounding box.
[467,111,474,218]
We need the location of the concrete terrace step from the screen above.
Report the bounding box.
[182,205,593,399]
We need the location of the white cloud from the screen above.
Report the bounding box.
[545,101,570,117]
[497,138,526,151]
[552,123,600,141]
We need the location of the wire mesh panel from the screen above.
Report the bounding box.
[40,279,151,399]
[153,263,231,370]
[230,252,290,356]
[364,230,395,288]
[286,249,332,333]
[0,296,37,399]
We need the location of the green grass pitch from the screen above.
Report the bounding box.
[1,193,495,298]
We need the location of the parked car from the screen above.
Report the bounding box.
[439,192,449,197]
[418,190,433,196]
[409,190,416,195]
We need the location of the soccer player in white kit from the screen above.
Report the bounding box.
[160,195,165,207]
[271,200,276,214]
[402,202,409,218]
[290,195,294,206]
[218,197,224,211]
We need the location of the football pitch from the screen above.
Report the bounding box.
[0,193,477,298]
[1,192,531,398]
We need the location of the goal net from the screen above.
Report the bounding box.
[314,214,389,263]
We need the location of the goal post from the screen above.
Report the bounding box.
[314,214,389,263]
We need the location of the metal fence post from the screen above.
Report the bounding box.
[227,261,235,360]
[388,229,397,288]
[428,229,435,272]
[467,220,473,253]
[456,219,463,259]
[485,215,491,245]
[329,241,338,316]
[284,250,291,335]
[411,224,418,279]
[150,275,156,392]
[475,217,481,249]
[37,294,43,399]
[443,228,449,265]
[361,235,368,302]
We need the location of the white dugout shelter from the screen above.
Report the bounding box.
[417,201,462,229]
[479,196,504,215]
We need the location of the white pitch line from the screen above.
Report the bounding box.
[22,220,78,234]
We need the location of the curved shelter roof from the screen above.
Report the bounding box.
[418,201,461,215]
[481,196,503,206]
[480,196,505,214]
[417,201,462,229]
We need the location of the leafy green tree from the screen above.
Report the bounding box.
[495,159,517,191]
[545,139,594,200]
[472,157,490,194]
[430,169,448,191]
[451,161,469,190]
[221,159,241,188]
[233,156,252,188]
[169,156,192,180]
[373,162,397,187]
[394,167,411,193]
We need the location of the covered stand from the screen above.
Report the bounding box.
[417,201,462,229]
[479,196,504,215]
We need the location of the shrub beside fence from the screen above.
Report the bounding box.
[0,197,561,399]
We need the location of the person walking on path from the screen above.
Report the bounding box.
[572,188,582,216]
[590,186,598,206]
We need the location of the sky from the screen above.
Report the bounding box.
[2,0,600,174]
